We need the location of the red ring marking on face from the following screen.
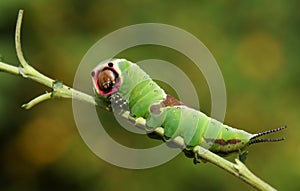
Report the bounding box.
[93,65,121,97]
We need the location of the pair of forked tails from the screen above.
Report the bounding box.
[249,125,287,145]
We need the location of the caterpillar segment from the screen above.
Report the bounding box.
[91,58,286,163]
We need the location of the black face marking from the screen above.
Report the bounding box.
[108,62,113,67]
[91,71,95,77]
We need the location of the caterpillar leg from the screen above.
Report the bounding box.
[189,146,208,164]
[111,93,142,127]
[182,148,200,164]
[147,127,166,141]
[165,136,186,149]
[238,150,248,163]
[110,93,130,112]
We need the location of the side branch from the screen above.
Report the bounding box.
[0,9,276,191]
[15,9,28,69]
[0,10,109,111]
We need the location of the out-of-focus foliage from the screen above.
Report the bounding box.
[0,1,299,191]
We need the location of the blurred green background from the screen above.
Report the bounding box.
[0,0,299,190]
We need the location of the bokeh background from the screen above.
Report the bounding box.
[0,1,299,190]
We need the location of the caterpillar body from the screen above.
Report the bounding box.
[91,59,286,162]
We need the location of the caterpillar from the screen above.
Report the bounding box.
[91,58,286,163]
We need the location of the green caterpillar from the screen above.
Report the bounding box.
[91,58,286,163]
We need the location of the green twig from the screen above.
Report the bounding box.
[0,61,19,75]
[15,10,28,69]
[0,9,277,191]
[22,92,52,109]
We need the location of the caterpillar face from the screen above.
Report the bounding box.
[98,68,116,91]
[91,59,122,97]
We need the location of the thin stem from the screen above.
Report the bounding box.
[22,92,52,109]
[14,9,54,88]
[0,61,19,75]
[0,9,278,191]
[15,9,28,68]
[233,159,276,191]
[196,147,276,191]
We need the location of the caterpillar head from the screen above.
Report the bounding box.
[91,59,123,97]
